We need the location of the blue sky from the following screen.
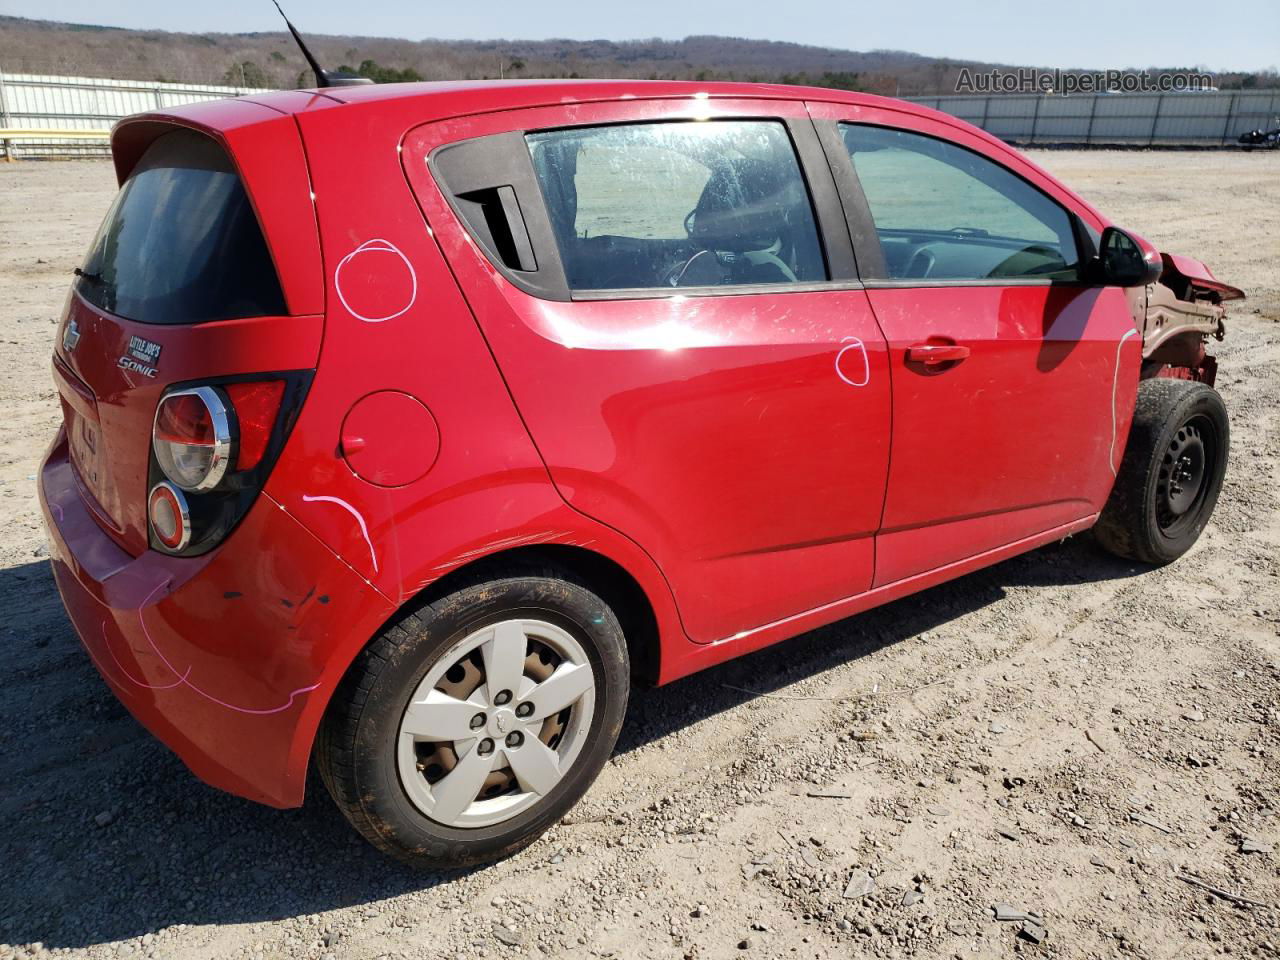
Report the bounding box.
[1,0,1276,71]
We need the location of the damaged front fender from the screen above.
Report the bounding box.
[1136,252,1244,385]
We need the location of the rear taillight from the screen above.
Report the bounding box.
[147,374,304,556]
[147,481,191,551]
[224,380,285,470]
[152,386,231,492]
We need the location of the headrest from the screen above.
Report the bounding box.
[687,158,800,251]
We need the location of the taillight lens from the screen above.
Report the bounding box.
[148,376,297,556]
[152,386,231,492]
[224,380,285,470]
[147,481,191,551]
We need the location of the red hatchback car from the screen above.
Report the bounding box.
[40,80,1239,867]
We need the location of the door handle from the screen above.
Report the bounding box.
[907,343,970,365]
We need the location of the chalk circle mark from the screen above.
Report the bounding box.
[334,238,418,323]
[836,336,870,387]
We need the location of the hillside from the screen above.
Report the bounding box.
[0,15,1274,96]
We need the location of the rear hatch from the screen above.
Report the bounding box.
[54,109,324,555]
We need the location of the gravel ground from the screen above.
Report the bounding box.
[0,149,1277,960]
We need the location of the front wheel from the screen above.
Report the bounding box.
[1095,377,1229,565]
[316,567,629,868]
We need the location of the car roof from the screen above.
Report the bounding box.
[117,78,1051,213]
[242,78,948,127]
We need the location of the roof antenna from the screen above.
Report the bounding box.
[270,0,372,88]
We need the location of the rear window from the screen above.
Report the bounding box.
[77,129,285,324]
[526,120,826,290]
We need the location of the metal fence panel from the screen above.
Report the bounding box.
[0,71,268,158]
[3,71,1279,156]
[911,91,1280,146]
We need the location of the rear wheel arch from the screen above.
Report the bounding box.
[396,545,663,686]
[310,544,663,751]
[283,534,675,809]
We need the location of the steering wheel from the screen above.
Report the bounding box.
[661,249,723,287]
[683,208,699,237]
[904,248,936,279]
[660,207,710,286]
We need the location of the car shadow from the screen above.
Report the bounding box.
[0,533,1143,949]
[616,532,1143,755]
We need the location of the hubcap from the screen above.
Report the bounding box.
[396,619,596,829]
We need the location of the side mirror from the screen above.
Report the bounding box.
[1097,226,1163,287]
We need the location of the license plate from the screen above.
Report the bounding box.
[65,403,104,495]
[52,356,118,526]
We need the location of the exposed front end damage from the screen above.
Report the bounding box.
[1131,253,1244,386]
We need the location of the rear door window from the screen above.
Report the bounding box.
[840,124,1079,282]
[77,129,285,324]
[526,120,826,290]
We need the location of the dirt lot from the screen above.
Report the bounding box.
[0,150,1277,960]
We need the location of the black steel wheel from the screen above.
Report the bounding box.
[1095,378,1229,565]
[1155,417,1213,537]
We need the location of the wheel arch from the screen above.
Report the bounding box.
[383,543,665,686]
[309,540,651,863]
[306,539,671,755]
[287,539,672,807]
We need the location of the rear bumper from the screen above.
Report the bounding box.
[38,431,395,808]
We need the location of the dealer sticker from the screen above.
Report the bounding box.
[119,335,162,378]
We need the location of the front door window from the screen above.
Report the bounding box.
[839,123,1079,282]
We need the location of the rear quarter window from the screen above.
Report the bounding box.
[78,129,285,324]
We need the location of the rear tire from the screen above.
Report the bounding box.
[316,566,629,868]
[1095,377,1228,565]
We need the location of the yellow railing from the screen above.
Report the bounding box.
[0,128,111,160]
[1,128,111,138]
